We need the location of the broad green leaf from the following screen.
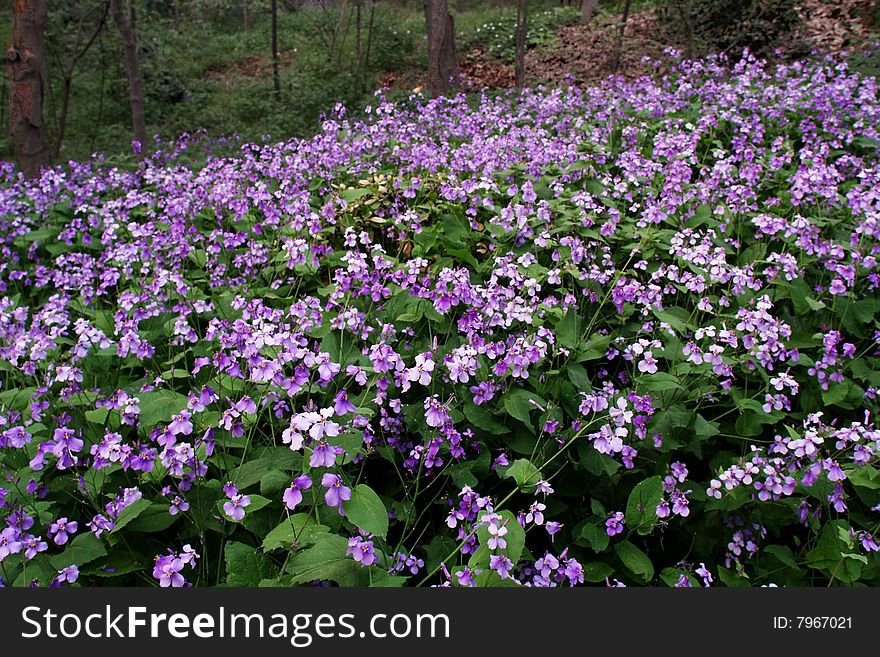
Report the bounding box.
[137,389,189,431]
[625,476,663,535]
[50,532,107,570]
[288,534,365,586]
[614,541,654,582]
[225,541,277,586]
[342,484,388,538]
[110,498,152,534]
[500,458,543,492]
[263,514,330,551]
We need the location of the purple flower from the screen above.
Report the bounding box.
[283,474,312,510]
[309,440,341,468]
[424,396,449,428]
[54,565,79,586]
[605,512,625,537]
[153,555,186,588]
[333,390,357,416]
[223,494,251,521]
[455,568,477,587]
[321,473,352,512]
[48,518,78,546]
[346,536,379,566]
[309,407,340,440]
[0,527,23,560]
[489,554,514,579]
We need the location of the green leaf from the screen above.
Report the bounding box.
[463,402,509,434]
[625,476,663,535]
[653,306,691,334]
[288,534,365,586]
[470,510,527,568]
[694,414,720,439]
[614,541,654,582]
[763,545,801,572]
[342,484,389,538]
[503,388,546,429]
[230,452,298,489]
[500,458,543,492]
[50,532,107,570]
[110,498,151,534]
[260,470,291,497]
[126,504,178,533]
[822,381,850,406]
[566,362,591,391]
[583,562,615,583]
[137,389,189,431]
[263,514,330,551]
[556,307,582,350]
[845,465,880,490]
[574,520,609,553]
[576,334,612,361]
[225,541,277,586]
[84,408,110,425]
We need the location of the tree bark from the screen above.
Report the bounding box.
[580,0,597,23]
[271,0,281,101]
[355,0,362,70]
[110,0,147,150]
[423,0,457,95]
[5,0,50,178]
[56,3,107,159]
[514,0,529,89]
[610,0,632,74]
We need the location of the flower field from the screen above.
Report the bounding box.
[1,50,879,588]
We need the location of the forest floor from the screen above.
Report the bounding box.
[381,0,879,92]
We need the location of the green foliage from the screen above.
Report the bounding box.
[463,6,580,63]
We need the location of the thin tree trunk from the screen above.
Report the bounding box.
[364,0,375,69]
[90,35,106,153]
[110,0,147,150]
[355,0,362,70]
[610,0,632,74]
[55,3,107,159]
[5,0,50,178]
[243,0,249,32]
[514,0,529,89]
[679,0,694,60]
[580,0,597,23]
[423,0,458,95]
[271,0,281,101]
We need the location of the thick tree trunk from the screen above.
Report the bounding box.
[5,0,50,179]
[271,0,281,101]
[423,0,458,95]
[580,0,597,23]
[514,0,529,89]
[110,0,147,150]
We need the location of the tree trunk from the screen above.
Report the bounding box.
[243,0,249,32]
[580,0,597,23]
[55,3,107,159]
[355,0,362,70]
[5,0,50,178]
[423,0,458,95]
[514,0,529,89]
[364,0,376,70]
[610,0,632,74]
[110,0,147,150]
[271,0,281,101]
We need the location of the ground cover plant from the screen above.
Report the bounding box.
[1,49,880,588]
